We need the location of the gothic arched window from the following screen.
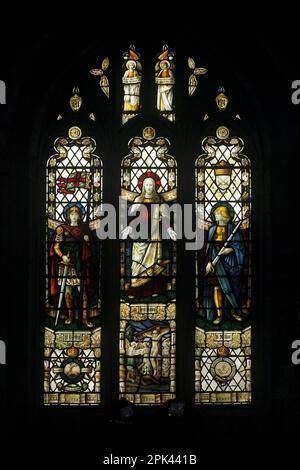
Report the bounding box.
[40,40,261,409]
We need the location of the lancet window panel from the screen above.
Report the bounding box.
[44,126,103,406]
[195,128,252,405]
[119,127,177,405]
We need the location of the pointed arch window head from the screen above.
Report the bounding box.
[195,127,252,404]
[44,126,103,406]
[40,43,260,409]
[119,127,177,404]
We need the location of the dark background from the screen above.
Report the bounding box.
[0,6,299,459]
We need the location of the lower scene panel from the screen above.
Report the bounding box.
[119,302,176,404]
[44,325,101,405]
[195,326,251,404]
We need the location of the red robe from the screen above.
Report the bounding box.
[49,224,98,307]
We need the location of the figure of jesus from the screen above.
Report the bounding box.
[121,175,176,298]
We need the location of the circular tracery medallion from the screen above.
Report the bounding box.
[210,357,236,383]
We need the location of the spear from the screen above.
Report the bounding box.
[211,220,242,268]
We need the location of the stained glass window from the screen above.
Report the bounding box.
[155,45,175,122]
[41,43,259,409]
[195,127,251,404]
[119,127,177,404]
[122,45,142,124]
[44,126,102,405]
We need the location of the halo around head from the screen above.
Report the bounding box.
[160,59,170,69]
[138,171,161,190]
[210,202,235,223]
[126,60,137,69]
[63,202,86,222]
